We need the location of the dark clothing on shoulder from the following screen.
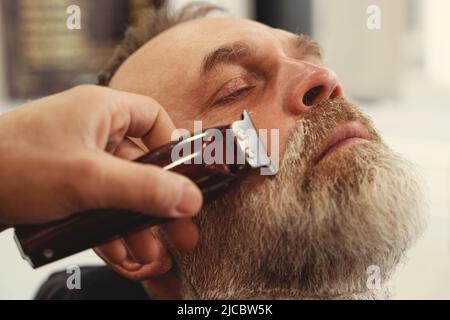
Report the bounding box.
[34,266,149,300]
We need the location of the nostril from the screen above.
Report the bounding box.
[330,86,341,100]
[302,85,324,107]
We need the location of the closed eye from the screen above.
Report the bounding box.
[211,74,258,107]
[213,85,256,106]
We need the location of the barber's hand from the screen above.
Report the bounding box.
[0,85,201,277]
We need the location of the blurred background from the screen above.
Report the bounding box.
[0,0,449,299]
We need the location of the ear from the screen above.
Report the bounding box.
[94,247,172,282]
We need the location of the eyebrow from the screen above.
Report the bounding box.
[201,41,252,75]
[200,34,322,76]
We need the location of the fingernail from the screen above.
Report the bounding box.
[175,183,202,216]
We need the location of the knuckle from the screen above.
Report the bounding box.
[141,95,160,107]
[141,96,163,117]
[140,96,165,114]
[130,93,161,109]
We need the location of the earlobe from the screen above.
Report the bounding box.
[94,248,172,282]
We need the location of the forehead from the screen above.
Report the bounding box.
[110,18,294,89]
[154,17,291,46]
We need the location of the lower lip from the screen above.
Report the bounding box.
[322,137,369,160]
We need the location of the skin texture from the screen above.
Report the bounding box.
[104,17,424,299]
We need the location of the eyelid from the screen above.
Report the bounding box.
[212,75,255,105]
[221,76,249,93]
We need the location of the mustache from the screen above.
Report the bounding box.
[281,98,381,169]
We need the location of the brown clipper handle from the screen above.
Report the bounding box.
[14,128,247,268]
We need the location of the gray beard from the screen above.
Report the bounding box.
[160,99,426,300]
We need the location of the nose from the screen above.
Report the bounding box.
[286,63,343,116]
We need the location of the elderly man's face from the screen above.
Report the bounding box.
[110,18,423,299]
[110,18,338,153]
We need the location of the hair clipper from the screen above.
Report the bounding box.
[14,111,277,268]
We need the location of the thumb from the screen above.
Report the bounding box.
[79,153,203,218]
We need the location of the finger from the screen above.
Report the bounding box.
[96,243,145,271]
[95,231,175,280]
[140,107,181,151]
[106,257,173,281]
[123,228,161,265]
[160,219,199,252]
[97,239,173,281]
[105,91,179,150]
[94,239,128,264]
[79,153,203,218]
[114,138,146,160]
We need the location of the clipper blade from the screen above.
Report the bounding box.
[231,111,278,176]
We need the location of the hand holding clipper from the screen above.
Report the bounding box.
[14,111,276,268]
